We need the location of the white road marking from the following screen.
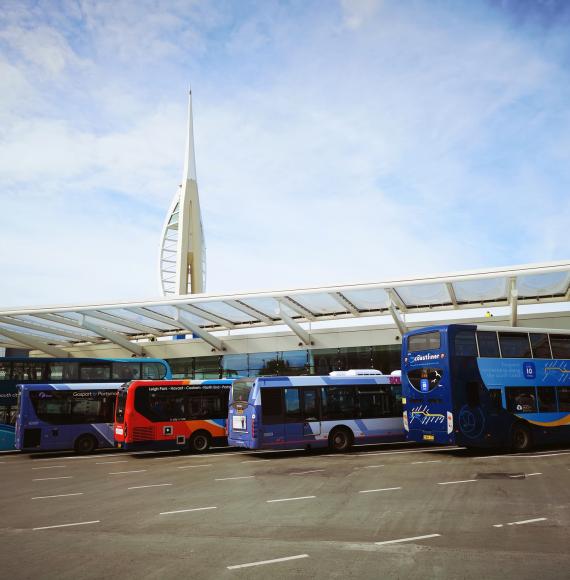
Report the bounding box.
[353,447,457,457]
[177,464,212,469]
[96,460,129,465]
[160,506,217,515]
[33,520,100,531]
[363,465,385,469]
[290,469,325,475]
[411,460,442,464]
[128,483,173,490]
[485,451,570,459]
[267,496,316,503]
[215,476,255,481]
[33,476,73,481]
[109,470,147,475]
[32,493,84,500]
[493,517,547,528]
[375,534,441,546]
[32,465,67,470]
[241,459,271,464]
[437,479,476,485]
[227,554,309,570]
[507,473,542,478]
[527,472,542,477]
[359,487,402,494]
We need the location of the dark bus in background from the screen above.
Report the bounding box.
[401,324,570,451]
[0,357,171,450]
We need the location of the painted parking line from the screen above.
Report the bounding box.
[227,554,309,570]
[215,476,255,481]
[109,470,147,475]
[33,476,73,482]
[267,496,316,503]
[375,534,441,546]
[527,472,542,477]
[177,464,212,469]
[32,465,67,470]
[32,493,84,500]
[507,473,542,479]
[290,469,325,475]
[96,460,129,465]
[363,465,384,469]
[241,459,271,464]
[160,507,217,515]
[127,483,173,490]
[33,520,100,531]
[359,487,402,494]
[493,517,547,528]
[411,460,441,465]
[437,479,477,485]
[485,451,570,460]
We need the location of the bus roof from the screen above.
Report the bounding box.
[254,374,400,386]
[17,383,124,391]
[405,324,570,336]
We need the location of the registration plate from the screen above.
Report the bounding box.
[423,434,435,441]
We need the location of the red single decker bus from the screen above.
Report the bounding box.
[114,379,232,453]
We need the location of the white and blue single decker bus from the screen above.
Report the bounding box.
[15,383,123,453]
[401,324,570,451]
[227,370,404,452]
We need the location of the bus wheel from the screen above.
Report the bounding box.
[74,434,98,455]
[511,424,532,452]
[328,428,353,452]
[189,431,211,454]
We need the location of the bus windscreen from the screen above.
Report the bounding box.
[232,379,254,404]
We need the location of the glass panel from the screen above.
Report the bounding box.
[537,387,557,412]
[231,379,254,404]
[79,364,111,380]
[559,387,570,412]
[408,332,441,352]
[115,390,127,422]
[489,389,503,411]
[340,289,390,311]
[142,362,167,379]
[284,388,301,422]
[12,361,46,381]
[550,335,570,359]
[407,368,443,393]
[261,388,284,425]
[452,278,509,302]
[358,385,401,418]
[517,272,570,298]
[0,361,11,380]
[321,386,356,420]
[292,293,347,315]
[112,362,141,380]
[302,388,319,420]
[48,362,79,381]
[477,331,500,357]
[396,283,449,307]
[454,331,478,357]
[499,333,532,358]
[530,333,551,359]
[194,302,254,323]
[506,387,537,413]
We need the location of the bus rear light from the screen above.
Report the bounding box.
[251,418,255,439]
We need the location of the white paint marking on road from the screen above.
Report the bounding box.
[363,465,385,469]
[32,465,67,470]
[527,473,542,477]
[35,453,121,462]
[290,469,325,475]
[215,475,255,481]
[359,487,402,494]
[352,447,457,457]
[227,554,309,570]
[375,534,441,546]
[33,476,73,481]
[109,470,147,475]
[493,517,547,528]
[241,459,271,464]
[96,460,129,465]
[160,506,217,515]
[267,496,316,503]
[127,483,173,490]
[33,520,100,531]
[485,451,570,459]
[411,460,442,465]
[32,493,84,500]
[177,464,212,469]
[437,479,477,485]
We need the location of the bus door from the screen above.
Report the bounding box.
[284,387,320,444]
[302,388,321,437]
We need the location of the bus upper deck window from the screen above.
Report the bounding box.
[477,331,499,357]
[498,333,532,358]
[550,335,570,359]
[530,333,551,359]
[454,331,477,357]
[408,332,440,352]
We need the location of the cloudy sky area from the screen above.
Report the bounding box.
[1,0,569,308]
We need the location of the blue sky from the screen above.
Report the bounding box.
[0,0,569,307]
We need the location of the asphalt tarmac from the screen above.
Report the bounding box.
[1,442,569,579]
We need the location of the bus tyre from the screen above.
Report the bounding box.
[189,431,211,454]
[74,434,97,455]
[328,428,353,452]
[511,424,532,452]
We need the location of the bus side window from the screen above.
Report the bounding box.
[506,387,537,413]
[261,388,284,425]
[488,389,502,412]
[284,388,302,422]
[537,387,557,413]
[302,388,319,421]
[454,331,477,357]
[466,381,480,407]
[559,387,570,412]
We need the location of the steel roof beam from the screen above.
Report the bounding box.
[79,310,159,335]
[386,288,408,313]
[129,307,183,331]
[279,308,313,346]
[0,316,89,342]
[276,297,316,321]
[225,300,276,325]
[176,304,236,329]
[175,309,224,351]
[330,292,361,316]
[0,327,71,357]
[78,316,145,356]
[510,278,518,328]
[388,304,408,337]
[445,283,458,309]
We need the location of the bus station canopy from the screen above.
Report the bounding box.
[0,261,569,357]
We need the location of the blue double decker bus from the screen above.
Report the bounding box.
[227,370,404,452]
[0,357,171,451]
[401,324,570,451]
